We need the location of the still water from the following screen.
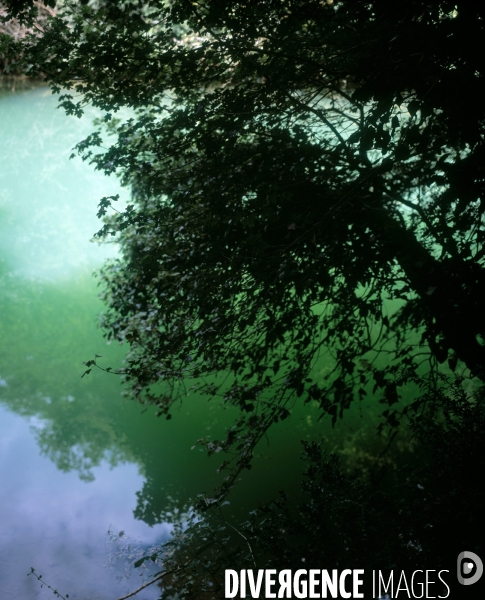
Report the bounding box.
[1,85,333,598]
[0,84,170,599]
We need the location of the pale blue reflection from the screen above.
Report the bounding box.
[0,410,169,600]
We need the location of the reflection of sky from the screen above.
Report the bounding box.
[0,409,170,600]
[0,86,127,281]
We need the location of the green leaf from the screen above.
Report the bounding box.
[134,556,149,568]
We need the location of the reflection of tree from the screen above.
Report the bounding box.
[33,398,132,482]
[134,477,175,527]
[0,272,132,469]
[0,272,230,519]
[0,269,421,524]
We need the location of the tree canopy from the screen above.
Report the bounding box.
[4,0,485,491]
[2,1,485,597]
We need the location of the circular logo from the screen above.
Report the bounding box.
[457,551,483,585]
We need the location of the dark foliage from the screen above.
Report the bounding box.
[4,2,485,597]
[139,377,484,599]
[6,0,485,495]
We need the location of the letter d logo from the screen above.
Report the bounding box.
[457,551,483,585]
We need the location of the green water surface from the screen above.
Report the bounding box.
[0,84,410,599]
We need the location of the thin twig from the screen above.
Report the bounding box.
[27,568,68,600]
[115,561,190,600]
[115,573,165,600]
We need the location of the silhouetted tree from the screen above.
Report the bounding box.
[5,0,485,493]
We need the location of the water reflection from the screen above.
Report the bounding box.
[0,85,225,598]
[0,84,335,598]
[0,409,171,599]
[0,86,119,281]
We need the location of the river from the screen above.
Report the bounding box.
[1,83,342,599]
